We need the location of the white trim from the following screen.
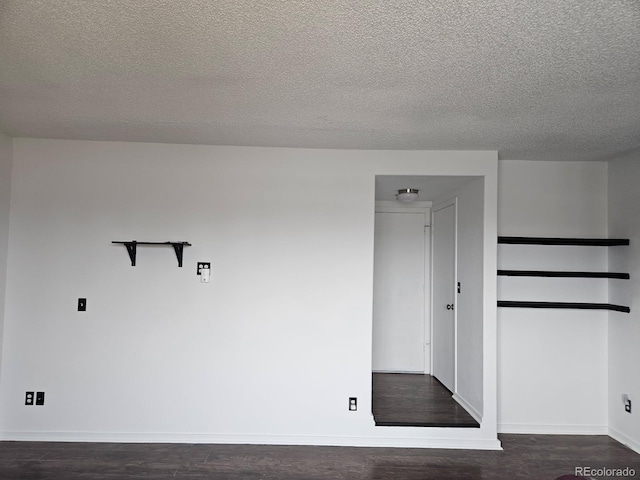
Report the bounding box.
[452,393,482,424]
[498,424,609,435]
[375,200,433,211]
[0,431,503,450]
[609,427,640,454]
[453,200,458,392]
[424,221,432,374]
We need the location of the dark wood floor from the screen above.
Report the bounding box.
[0,435,638,479]
[372,373,479,427]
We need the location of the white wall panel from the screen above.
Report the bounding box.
[0,139,499,449]
[608,151,640,452]
[497,160,608,433]
[0,133,12,370]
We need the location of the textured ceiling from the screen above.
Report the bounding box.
[0,0,639,160]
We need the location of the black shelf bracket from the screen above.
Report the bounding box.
[112,241,192,267]
[124,242,137,266]
[172,243,186,268]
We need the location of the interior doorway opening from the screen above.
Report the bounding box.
[372,175,484,428]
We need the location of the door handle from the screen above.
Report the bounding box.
[446,304,454,310]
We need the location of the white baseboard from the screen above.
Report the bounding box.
[498,424,609,435]
[452,393,482,424]
[0,431,502,450]
[609,427,640,454]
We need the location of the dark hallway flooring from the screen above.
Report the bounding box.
[0,435,638,479]
[372,373,479,427]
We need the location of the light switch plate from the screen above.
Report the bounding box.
[196,262,210,275]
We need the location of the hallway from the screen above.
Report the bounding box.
[372,373,479,427]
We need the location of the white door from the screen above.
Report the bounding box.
[372,211,428,373]
[431,200,457,392]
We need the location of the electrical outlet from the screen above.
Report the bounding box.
[625,399,632,414]
[349,397,357,411]
[25,391,34,406]
[78,298,86,311]
[35,391,45,406]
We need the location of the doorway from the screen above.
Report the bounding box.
[431,199,457,392]
[372,207,429,374]
[371,175,482,428]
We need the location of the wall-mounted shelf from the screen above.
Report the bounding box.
[498,236,629,246]
[498,236,630,313]
[498,270,630,279]
[498,301,630,313]
[112,241,191,267]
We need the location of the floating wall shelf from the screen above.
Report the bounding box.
[498,236,630,246]
[112,241,192,267]
[498,301,630,313]
[497,236,630,313]
[498,270,630,279]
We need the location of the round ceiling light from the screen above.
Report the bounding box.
[395,188,419,203]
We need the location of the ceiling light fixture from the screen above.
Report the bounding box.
[395,188,419,203]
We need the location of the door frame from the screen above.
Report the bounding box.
[430,197,458,392]
[373,201,432,374]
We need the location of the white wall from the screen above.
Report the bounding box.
[608,150,640,452]
[0,133,12,369]
[0,139,499,449]
[434,177,485,421]
[497,160,609,434]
